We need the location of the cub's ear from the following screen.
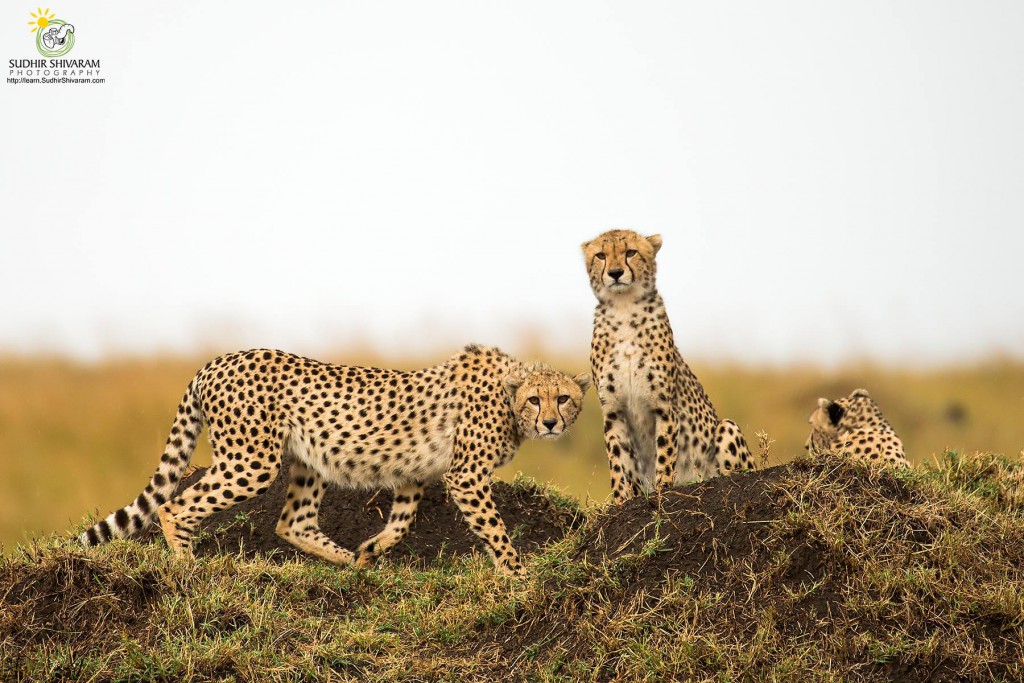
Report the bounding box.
[646,234,663,254]
[850,388,871,399]
[573,372,592,396]
[817,397,831,409]
[827,401,846,426]
[503,373,525,401]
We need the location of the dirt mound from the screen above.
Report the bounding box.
[480,457,1023,682]
[580,459,923,577]
[492,465,840,660]
[5,455,1023,682]
[568,463,908,639]
[160,459,581,565]
[1,554,162,650]
[576,458,932,603]
[578,465,799,590]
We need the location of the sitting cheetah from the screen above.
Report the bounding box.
[80,345,591,575]
[806,388,909,467]
[582,229,754,503]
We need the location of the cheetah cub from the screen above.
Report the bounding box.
[582,229,754,503]
[806,388,909,467]
[81,345,590,575]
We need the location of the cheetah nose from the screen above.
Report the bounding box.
[608,269,624,281]
[542,418,558,430]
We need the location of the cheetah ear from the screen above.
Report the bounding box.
[817,397,830,409]
[827,401,845,426]
[646,234,663,254]
[850,388,871,399]
[502,373,525,401]
[573,372,592,396]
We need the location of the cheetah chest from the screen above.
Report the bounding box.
[610,340,653,402]
[599,313,658,472]
[599,309,657,403]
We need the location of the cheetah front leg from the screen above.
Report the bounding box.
[275,460,355,566]
[355,482,425,568]
[444,467,522,576]
[653,406,680,491]
[603,407,640,503]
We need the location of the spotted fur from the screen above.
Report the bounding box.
[806,388,909,467]
[582,229,754,503]
[80,345,590,575]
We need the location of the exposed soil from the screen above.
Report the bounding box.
[487,465,837,660]
[1,555,163,649]
[5,456,1022,682]
[479,459,1018,683]
[573,459,932,616]
[567,463,853,639]
[1,461,581,655]
[578,464,798,589]
[165,458,582,566]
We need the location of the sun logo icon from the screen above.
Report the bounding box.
[28,7,55,32]
[28,7,75,57]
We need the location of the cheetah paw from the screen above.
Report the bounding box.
[355,552,377,568]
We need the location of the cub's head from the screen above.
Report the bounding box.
[805,389,873,452]
[581,230,662,302]
[504,366,591,440]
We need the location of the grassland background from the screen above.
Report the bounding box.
[1,349,1022,548]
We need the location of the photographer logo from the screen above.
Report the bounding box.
[29,8,75,57]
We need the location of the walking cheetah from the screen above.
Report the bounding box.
[80,345,591,575]
[582,229,754,503]
[806,388,909,467]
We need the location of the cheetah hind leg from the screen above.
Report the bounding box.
[712,419,755,474]
[355,482,425,568]
[157,441,283,555]
[275,460,355,566]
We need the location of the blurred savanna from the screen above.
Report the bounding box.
[2,347,1022,548]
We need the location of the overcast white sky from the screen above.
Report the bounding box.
[1,1,1022,365]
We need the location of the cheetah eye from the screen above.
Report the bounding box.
[595,252,606,260]
[626,249,637,257]
[557,395,570,405]
[527,396,540,406]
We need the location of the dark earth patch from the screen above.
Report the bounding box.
[1,461,580,656]
[578,464,796,589]
[167,457,582,566]
[576,463,853,635]
[4,455,1022,682]
[476,458,1022,682]
[1,554,161,648]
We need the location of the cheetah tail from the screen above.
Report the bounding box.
[79,379,204,546]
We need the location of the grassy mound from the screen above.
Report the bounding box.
[2,453,1023,682]
[480,456,1024,681]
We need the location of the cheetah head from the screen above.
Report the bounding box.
[581,229,662,302]
[504,367,591,440]
[807,389,880,452]
[806,396,845,452]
